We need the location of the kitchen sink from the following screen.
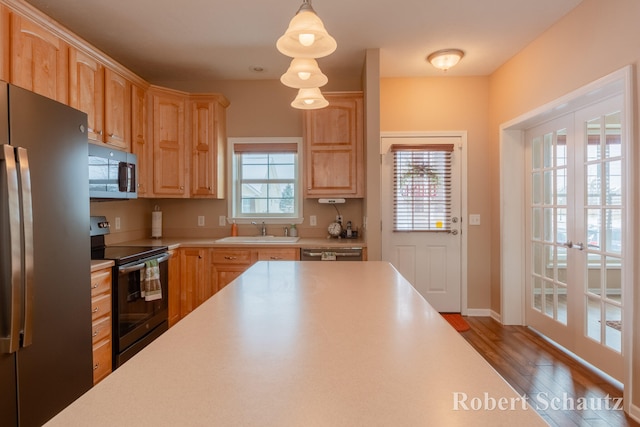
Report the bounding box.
[215,236,300,244]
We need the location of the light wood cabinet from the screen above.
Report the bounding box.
[0,5,10,83]
[151,87,187,197]
[211,248,253,292]
[69,49,131,150]
[10,14,68,104]
[69,48,104,141]
[167,249,181,327]
[303,92,364,198]
[189,95,228,198]
[179,247,212,318]
[256,247,299,261]
[131,83,150,196]
[103,68,131,150]
[90,267,112,385]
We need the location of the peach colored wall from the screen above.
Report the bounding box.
[380,76,491,310]
[488,0,640,407]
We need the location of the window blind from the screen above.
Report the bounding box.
[391,144,453,232]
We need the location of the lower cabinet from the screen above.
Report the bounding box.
[90,267,112,385]
[167,249,181,328]
[174,246,300,324]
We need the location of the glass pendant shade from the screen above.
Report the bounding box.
[427,49,464,71]
[280,58,328,88]
[291,87,329,109]
[276,9,337,58]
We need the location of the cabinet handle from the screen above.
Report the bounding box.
[91,283,99,289]
[270,256,282,260]
[224,256,237,260]
[93,329,99,337]
[108,133,115,138]
[96,130,103,136]
[93,363,99,371]
[93,307,99,313]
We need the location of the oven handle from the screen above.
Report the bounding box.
[118,252,170,274]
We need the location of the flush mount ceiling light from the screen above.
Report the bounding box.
[280,58,328,88]
[276,0,337,58]
[291,87,329,109]
[426,49,465,71]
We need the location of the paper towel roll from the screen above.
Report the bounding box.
[151,211,162,238]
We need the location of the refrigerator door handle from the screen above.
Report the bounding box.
[16,147,34,347]
[0,144,22,354]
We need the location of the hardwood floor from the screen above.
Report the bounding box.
[459,316,639,426]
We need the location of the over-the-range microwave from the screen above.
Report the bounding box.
[88,143,137,200]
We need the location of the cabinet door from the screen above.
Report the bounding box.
[167,250,181,327]
[191,100,216,197]
[179,248,211,318]
[10,14,68,104]
[152,91,186,196]
[131,84,150,196]
[190,97,227,198]
[69,48,104,142]
[303,93,363,197]
[104,68,131,150]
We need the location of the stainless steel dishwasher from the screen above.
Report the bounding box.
[300,247,363,261]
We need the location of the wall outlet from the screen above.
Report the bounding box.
[469,214,481,226]
[336,215,343,223]
[310,215,317,226]
[219,215,226,226]
[115,217,121,230]
[198,215,205,227]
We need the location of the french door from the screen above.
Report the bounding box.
[525,95,625,381]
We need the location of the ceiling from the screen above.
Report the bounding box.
[23,0,583,84]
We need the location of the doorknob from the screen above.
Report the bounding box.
[451,230,459,235]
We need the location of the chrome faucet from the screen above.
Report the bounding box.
[251,221,267,236]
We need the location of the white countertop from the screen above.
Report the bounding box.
[48,261,546,426]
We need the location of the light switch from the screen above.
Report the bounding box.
[198,216,205,227]
[469,214,481,226]
[310,215,317,226]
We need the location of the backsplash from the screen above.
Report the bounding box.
[90,198,364,243]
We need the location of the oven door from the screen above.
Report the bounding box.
[114,252,169,363]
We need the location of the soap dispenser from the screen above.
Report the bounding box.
[289,224,298,237]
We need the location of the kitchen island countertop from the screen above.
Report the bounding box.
[47,261,545,426]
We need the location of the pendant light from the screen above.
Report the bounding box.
[276,0,336,59]
[280,58,328,88]
[291,87,329,109]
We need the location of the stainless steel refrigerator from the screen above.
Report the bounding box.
[0,83,93,426]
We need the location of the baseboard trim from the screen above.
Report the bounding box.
[463,308,493,317]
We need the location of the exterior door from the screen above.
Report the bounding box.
[525,95,625,381]
[381,136,462,312]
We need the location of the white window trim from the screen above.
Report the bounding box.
[227,137,304,225]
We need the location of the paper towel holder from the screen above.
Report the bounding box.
[151,205,162,239]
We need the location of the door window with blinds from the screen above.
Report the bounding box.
[391,144,453,231]
[230,137,302,220]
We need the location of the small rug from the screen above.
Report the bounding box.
[441,313,470,332]
[605,320,622,331]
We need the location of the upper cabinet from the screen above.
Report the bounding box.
[189,95,229,198]
[10,14,68,104]
[150,87,187,197]
[131,83,150,196]
[103,68,131,150]
[69,47,131,150]
[303,92,364,198]
[69,48,104,141]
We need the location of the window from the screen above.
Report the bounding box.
[391,144,453,231]
[229,137,302,222]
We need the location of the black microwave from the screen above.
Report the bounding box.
[88,143,137,199]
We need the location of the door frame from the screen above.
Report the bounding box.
[380,131,469,314]
[498,66,634,408]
